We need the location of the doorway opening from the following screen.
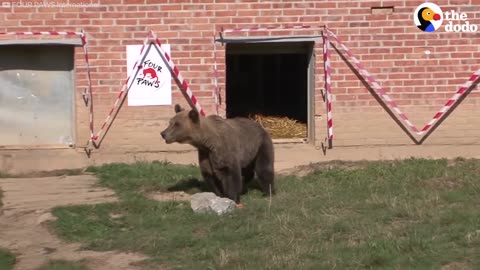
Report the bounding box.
[225,41,314,141]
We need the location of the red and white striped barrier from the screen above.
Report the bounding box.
[0,31,82,36]
[153,34,206,117]
[322,30,333,146]
[325,28,480,137]
[325,29,420,134]
[89,31,206,144]
[79,30,95,141]
[421,69,480,134]
[89,31,154,142]
[213,31,220,115]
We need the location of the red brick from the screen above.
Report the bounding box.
[260,9,282,16]
[13,7,36,13]
[6,13,30,20]
[249,3,272,9]
[79,13,100,19]
[89,19,113,25]
[20,20,44,26]
[315,2,336,8]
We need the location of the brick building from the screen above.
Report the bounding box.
[0,0,479,172]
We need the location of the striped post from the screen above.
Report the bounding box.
[322,30,333,148]
[213,30,220,115]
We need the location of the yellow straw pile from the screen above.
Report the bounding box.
[250,114,307,139]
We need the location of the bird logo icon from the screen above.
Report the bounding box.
[414,3,443,32]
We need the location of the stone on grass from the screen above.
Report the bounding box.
[190,192,236,215]
[210,197,236,216]
[37,212,57,225]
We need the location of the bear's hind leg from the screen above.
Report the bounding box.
[241,162,255,194]
[254,140,275,196]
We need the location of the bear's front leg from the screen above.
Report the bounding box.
[198,151,224,197]
[216,165,243,205]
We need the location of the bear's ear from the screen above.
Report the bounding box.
[188,109,200,124]
[174,104,184,113]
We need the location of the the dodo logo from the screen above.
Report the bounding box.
[414,2,443,32]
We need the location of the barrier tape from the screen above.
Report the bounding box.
[0,31,82,35]
[325,29,420,133]
[322,30,333,146]
[421,69,480,133]
[79,30,94,141]
[213,31,220,115]
[325,28,480,136]
[90,31,154,141]
[152,34,206,117]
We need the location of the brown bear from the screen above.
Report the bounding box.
[160,104,275,207]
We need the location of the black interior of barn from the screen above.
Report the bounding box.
[225,42,311,128]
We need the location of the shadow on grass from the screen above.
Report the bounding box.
[166,177,209,194]
[166,176,267,196]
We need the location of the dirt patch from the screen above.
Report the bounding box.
[0,168,88,179]
[0,175,148,270]
[0,175,117,213]
[147,191,192,202]
[441,262,472,270]
[421,177,463,191]
[278,160,371,177]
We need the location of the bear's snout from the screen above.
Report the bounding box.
[160,129,175,144]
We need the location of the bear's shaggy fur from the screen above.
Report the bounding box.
[160,104,275,204]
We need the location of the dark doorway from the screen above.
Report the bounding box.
[225,42,313,139]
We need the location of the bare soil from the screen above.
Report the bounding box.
[0,175,148,270]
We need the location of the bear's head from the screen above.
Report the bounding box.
[160,104,200,145]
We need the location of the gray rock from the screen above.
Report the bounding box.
[210,197,236,215]
[190,192,218,214]
[190,192,236,215]
[37,212,57,225]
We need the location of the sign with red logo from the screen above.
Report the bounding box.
[126,44,172,106]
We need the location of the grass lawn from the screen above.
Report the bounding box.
[0,248,16,270]
[49,158,480,270]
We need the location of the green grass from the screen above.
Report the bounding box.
[0,248,16,270]
[36,260,90,270]
[0,187,3,209]
[49,158,480,270]
[0,171,11,178]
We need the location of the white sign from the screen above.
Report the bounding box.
[126,43,172,106]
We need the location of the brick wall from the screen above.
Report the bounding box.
[1,0,479,152]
